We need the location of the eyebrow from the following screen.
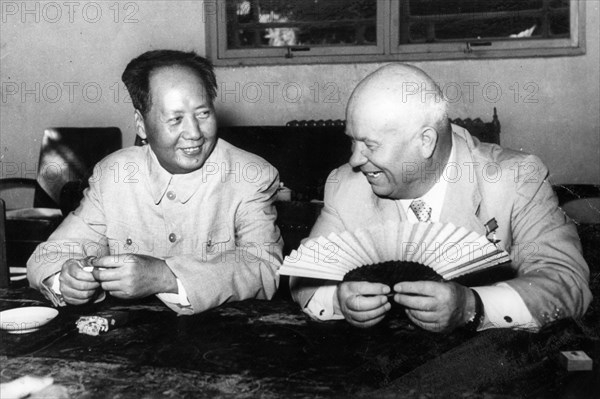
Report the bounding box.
[162,103,212,115]
[346,132,375,143]
[194,102,212,109]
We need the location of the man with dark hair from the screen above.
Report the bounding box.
[291,63,591,332]
[122,50,218,117]
[28,50,283,314]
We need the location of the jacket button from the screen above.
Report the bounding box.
[166,191,176,200]
[168,233,177,242]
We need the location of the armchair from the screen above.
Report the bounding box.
[450,107,501,145]
[553,184,600,267]
[0,127,122,272]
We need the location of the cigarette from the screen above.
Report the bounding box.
[78,256,97,272]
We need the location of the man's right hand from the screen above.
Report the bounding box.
[58,259,102,305]
[335,281,392,328]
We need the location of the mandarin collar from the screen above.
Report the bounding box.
[145,141,222,205]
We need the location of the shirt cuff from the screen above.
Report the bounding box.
[50,273,61,294]
[156,278,191,308]
[473,283,539,331]
[304,285,344,321]
[39,273,66,307]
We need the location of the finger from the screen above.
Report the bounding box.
[99,281,125,293]
[63,286,98,299]
[0,376,53,399]
[405,308,440,323]
[393,293,437,311]
[60,285,98,302]
[60,273,100,298]
[348,313,387,329]
[346,294,389,312]
[64,262,97,282]
[92,268,123,282]
[344,281,391,296]
[405,310,444,332]
[394,281,442,296]
[69,267,98,282]
[102,289,129,299]
[92,255,128,268]
[347,301,391,322]
[60,274,100,292]
[63,296,94,306]
[75,270,99,282]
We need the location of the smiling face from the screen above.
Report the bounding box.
[346,97,426,199]
[345,64,449,200]
[135,66,217,174]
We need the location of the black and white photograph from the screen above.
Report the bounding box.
[1,1,599,397]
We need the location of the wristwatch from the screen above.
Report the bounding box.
[464,289,484,332]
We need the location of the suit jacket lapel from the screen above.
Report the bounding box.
[440,131,484,235]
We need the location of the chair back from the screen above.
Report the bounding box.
[36,127,122,207]
[554,184,600,269]
[218,124,350,201]
[451,107,501,145]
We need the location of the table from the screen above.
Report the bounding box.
[1,284,599,399]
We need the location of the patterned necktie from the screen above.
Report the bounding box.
[410,199,432,223]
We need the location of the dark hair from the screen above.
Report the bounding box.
[121,50,217,116]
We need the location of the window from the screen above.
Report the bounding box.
[205,0,585,65]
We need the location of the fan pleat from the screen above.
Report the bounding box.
[312,236,357,271]
[419,223,459,265]
[327,231,369,267]
[382,221,399,261]
[278,222,510,283]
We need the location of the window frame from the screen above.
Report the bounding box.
[205,0,586,66]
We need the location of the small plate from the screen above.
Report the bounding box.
[0,307,59,334]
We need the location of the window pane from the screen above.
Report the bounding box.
[226,0,377,48]
[400,0,570,44]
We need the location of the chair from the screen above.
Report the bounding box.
[451,107,501,145]
[0,127,122,272]
[553,184,600,270]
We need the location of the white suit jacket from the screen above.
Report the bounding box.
[291,126,591,327]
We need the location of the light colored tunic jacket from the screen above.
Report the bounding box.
[28,139,283,314]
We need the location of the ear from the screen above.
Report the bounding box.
[134,110,147,141]
[419,127,438,159]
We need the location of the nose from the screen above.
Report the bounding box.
[182,115,202,140]
[349,142,368,168]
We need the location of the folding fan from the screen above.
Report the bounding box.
[278,221,510,286]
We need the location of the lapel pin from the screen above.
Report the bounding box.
[485,218,501,245]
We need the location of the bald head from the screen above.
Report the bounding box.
[348,64,449,136]
[345,64,452,200]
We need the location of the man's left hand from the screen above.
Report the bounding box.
[393,281,475,333]
[92,254,178,299]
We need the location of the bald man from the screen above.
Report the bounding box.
[290,64,591,333]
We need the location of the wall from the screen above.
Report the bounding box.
[1,0,599,208]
